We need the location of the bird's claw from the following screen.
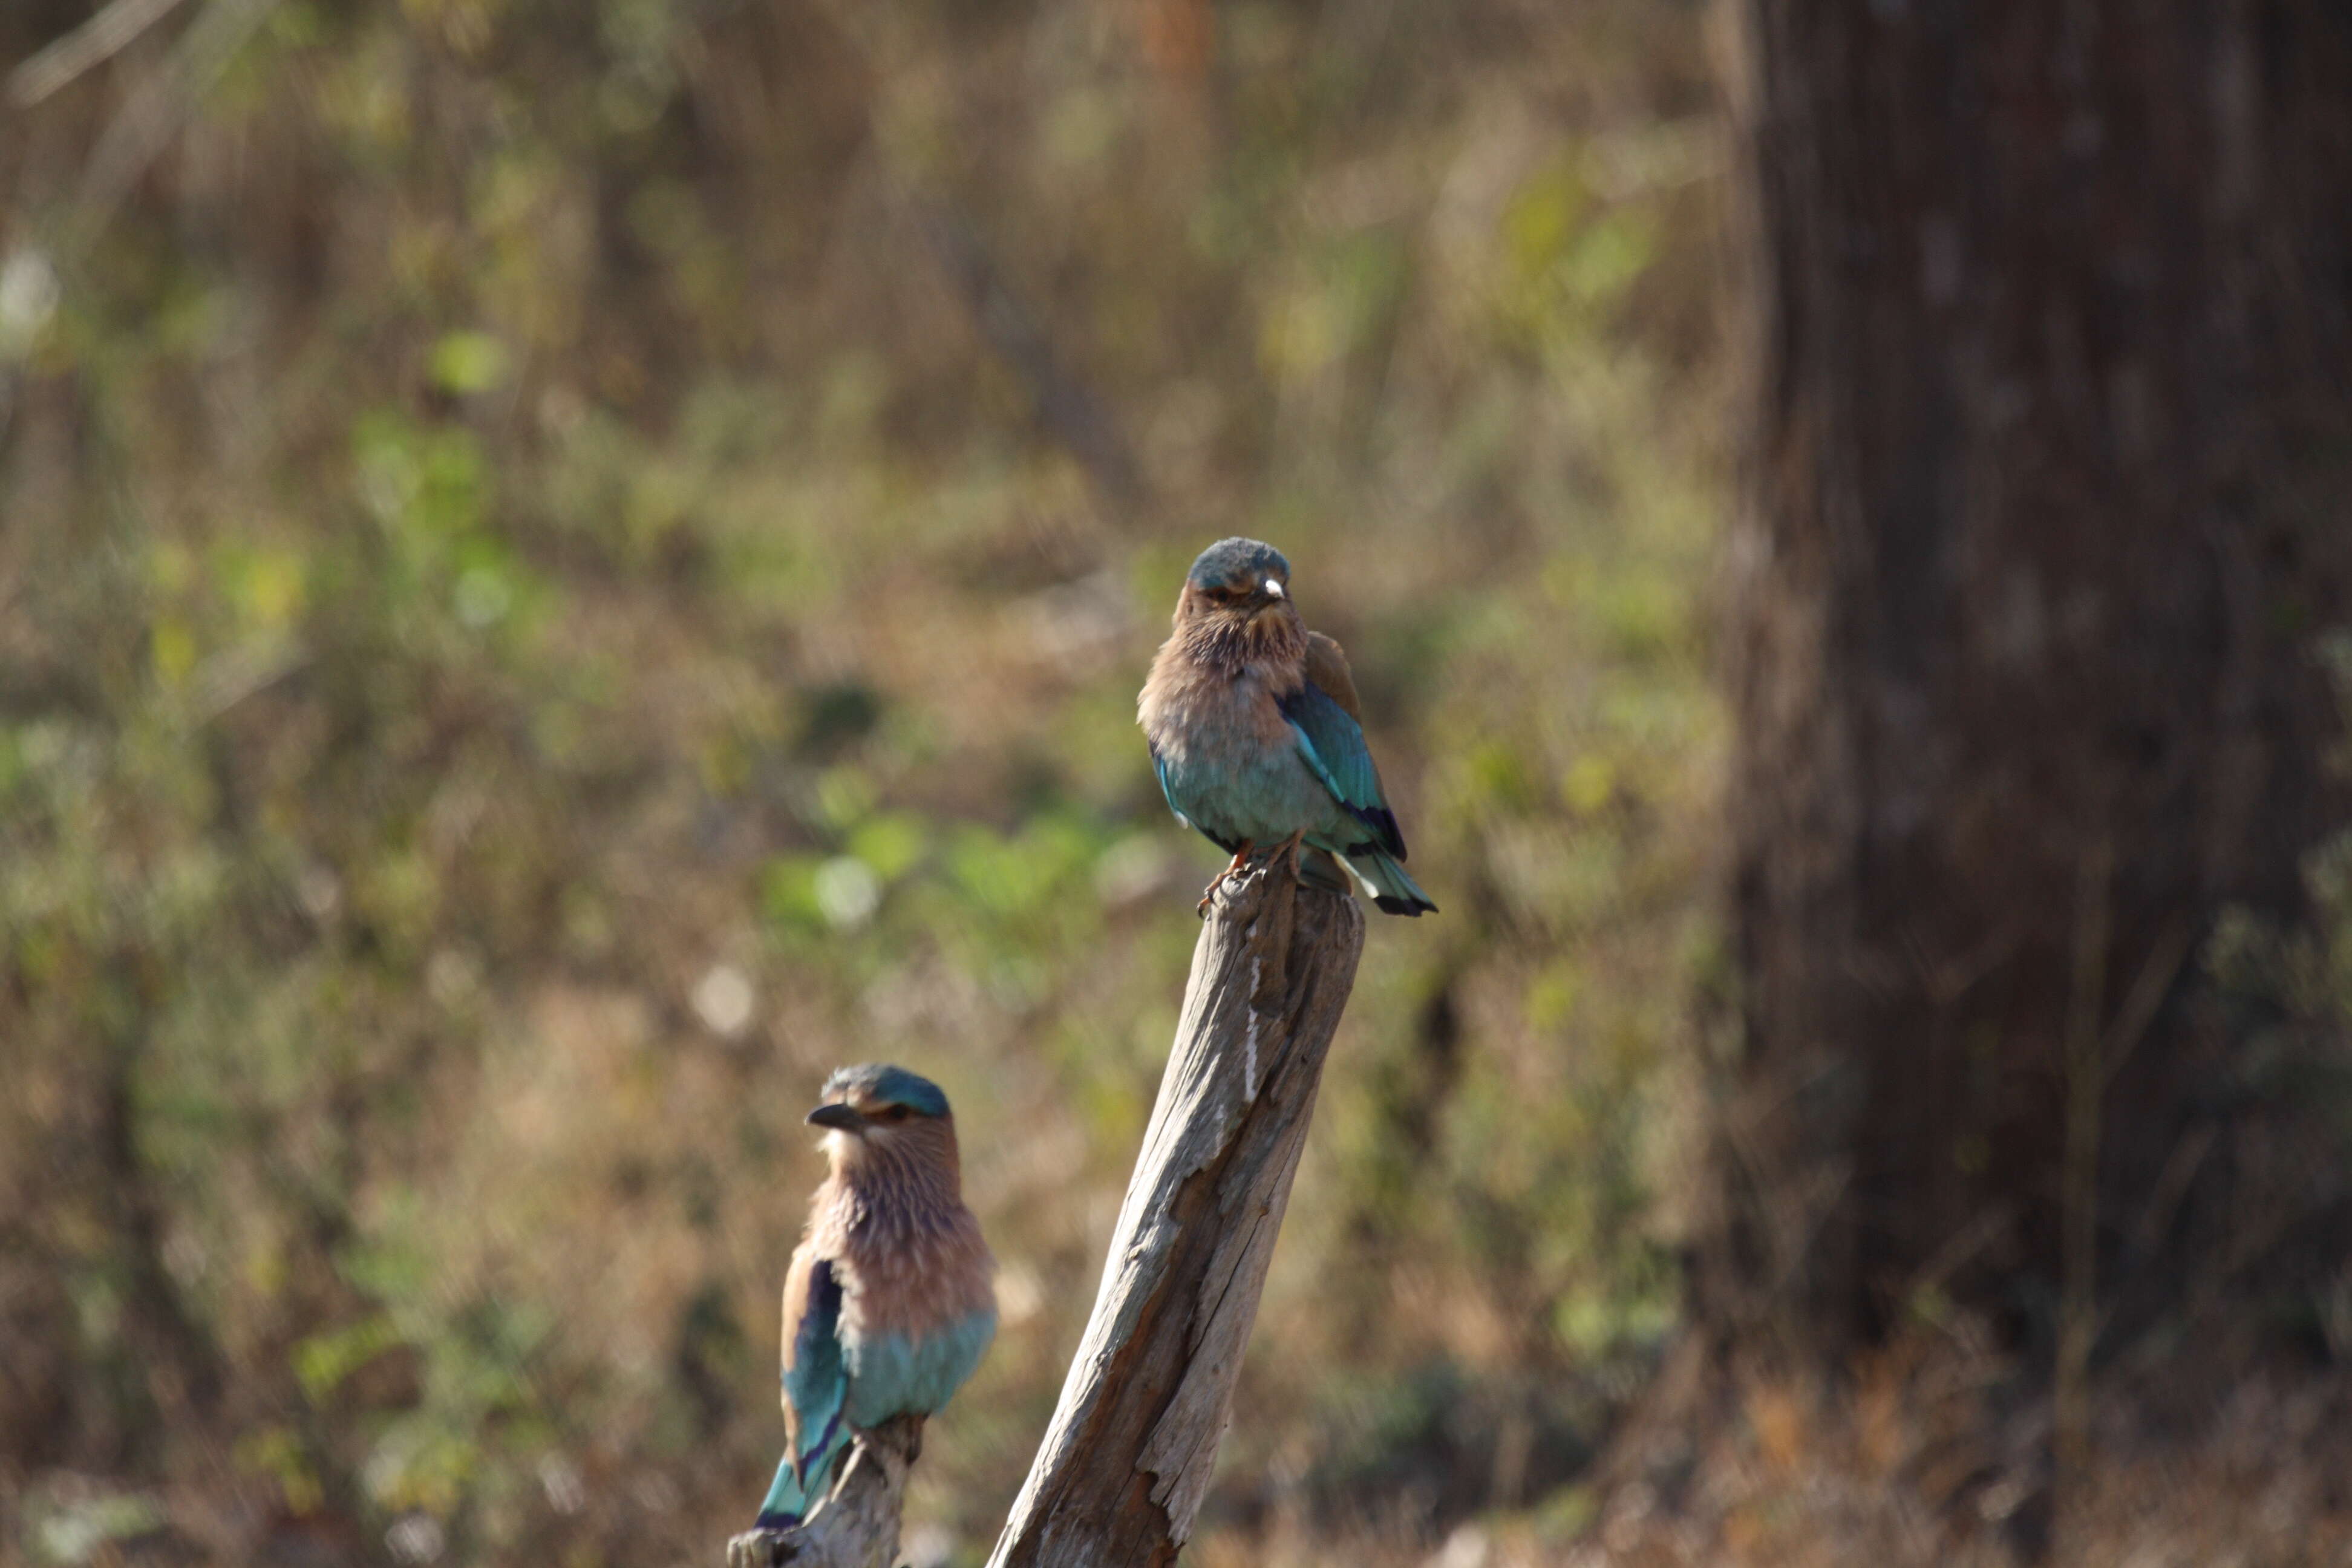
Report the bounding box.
[1195,872,1235,917]
[725,1527,792,1568]
[1196,840,1258,918]
[1198,834,1313,916]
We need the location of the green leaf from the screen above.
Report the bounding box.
[428,331,512,395]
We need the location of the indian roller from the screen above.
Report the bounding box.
[752,1065,998,1531]
[1138,537,1438,916]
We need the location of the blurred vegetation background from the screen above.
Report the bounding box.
[0,1,1728,1563]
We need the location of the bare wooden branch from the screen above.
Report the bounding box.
[985,863,1367,1568]
[724,1414,924,1568]
[62,0,284,258]
[7,0,188,108]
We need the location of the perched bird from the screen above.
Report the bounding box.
[1138,537,1437,916]
[752,1065,997,1532]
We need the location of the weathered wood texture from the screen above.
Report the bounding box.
[986,865,1366,1568]
[1716,0,2352,1356]
[724,1414,924,1568]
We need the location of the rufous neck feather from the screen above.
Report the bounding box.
[1175,598,1306,673]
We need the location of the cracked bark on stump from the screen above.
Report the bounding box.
[986,863,1366,1567]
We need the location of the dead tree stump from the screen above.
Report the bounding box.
[986,863,1367,1567]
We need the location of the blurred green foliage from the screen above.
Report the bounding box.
[0,0,1727,1562]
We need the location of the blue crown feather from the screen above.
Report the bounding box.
[820,1063,952,1118]
[1186,538,1290,590]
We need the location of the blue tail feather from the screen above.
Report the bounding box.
[753,1429,848,1532]
[1349,848,1436,916]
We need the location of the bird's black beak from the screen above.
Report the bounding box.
[806,1102,866,1134]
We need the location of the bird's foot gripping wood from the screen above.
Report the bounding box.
[1195,839,1257,916]
[1268,829,1307,879]
[723,1416,925,1568]
[725,1525,792,1568]
[1199,834,1313,918]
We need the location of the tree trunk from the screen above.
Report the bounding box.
[1714,0,2352,1365]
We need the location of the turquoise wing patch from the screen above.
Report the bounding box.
[759,1259,849,1527]
[784,1261,848,1486]
[1279,682,1403,857]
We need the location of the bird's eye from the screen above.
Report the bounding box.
[874,1105,913,1124]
